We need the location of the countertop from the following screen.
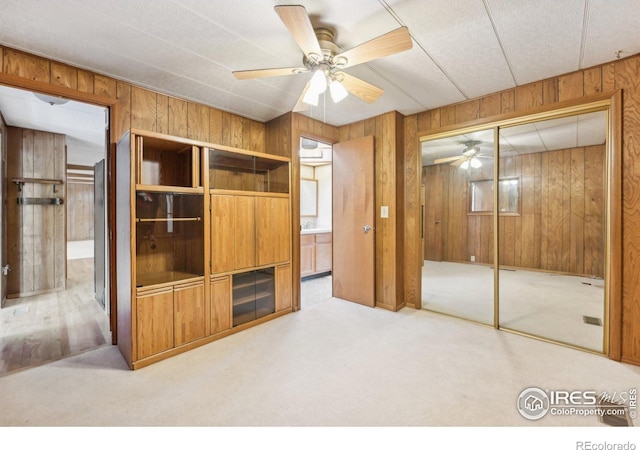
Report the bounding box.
[301,228,332,235]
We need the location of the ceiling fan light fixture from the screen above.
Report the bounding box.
[309,69,327,94]
[460,159,470,170]
[470,157,482,169]
[302,87,319,106]
[329,79,348,103]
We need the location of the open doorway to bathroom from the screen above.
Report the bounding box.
[299,137,333,307]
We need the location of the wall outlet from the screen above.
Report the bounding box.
[380,206,389,218]
[470,255,476,262]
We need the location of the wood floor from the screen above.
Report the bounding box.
[0,258,111,376]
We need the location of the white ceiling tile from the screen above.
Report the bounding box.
[388,0,515,98]
[485,0,586,85]
[582,0,640,68]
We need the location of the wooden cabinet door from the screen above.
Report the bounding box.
[211,276,232,334]
[234,196,256,270]
[136,288,174,360]
[276,263,292,311]
[174,282,205,346]
[315,233,332,273]
[300,234,315,277]
[256,196,290,266]
[211,194,235,273]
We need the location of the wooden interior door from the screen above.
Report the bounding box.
[423,165,446,261]
[332,135,375,307]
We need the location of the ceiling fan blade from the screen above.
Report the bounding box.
[233,67,307,80]
[336,72,383,103]
[334,27,412,69]
[451,158,466,167]
[275,5,322,60]
[433,155,463,165]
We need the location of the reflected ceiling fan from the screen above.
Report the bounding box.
[433,142,492,169]
[232,5,413,111]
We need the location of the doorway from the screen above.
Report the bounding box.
[299,137,333,307]
[0,85,110,375]
[419,102,615,355]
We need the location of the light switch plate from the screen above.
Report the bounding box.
[381,206,389,218]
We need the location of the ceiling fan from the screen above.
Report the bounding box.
[433,142,492,169]
[232,5,413,111]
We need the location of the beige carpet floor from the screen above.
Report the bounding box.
[0,273,638,430]
[422,261,604,351]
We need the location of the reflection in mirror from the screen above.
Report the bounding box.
[469,178,519,213]
[497,110,607,352]
[421,128,494,325]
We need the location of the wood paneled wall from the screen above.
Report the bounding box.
[6,127,66,297]
[423,145,605,277]
[0,47,266,153]
[265,112,338,311]
[405,55,639,365]
[337,112,405,311]
[67,182,94,241]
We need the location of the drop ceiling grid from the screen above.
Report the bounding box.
[387,0,516,100]
[485,0,586,85]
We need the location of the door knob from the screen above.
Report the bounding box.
[363,225,372,233]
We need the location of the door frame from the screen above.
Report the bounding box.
[0,74,119,342]
[292,132,337,311]
[416,91,622,361]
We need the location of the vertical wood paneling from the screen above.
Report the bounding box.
[558,71,584,101]
[168,97,188,138]
[50,62,77,90]
[584,145,604,277]
[515,83,542,111]
[455,100,479,123]
[3,49,50,82]
[156,94,169,135]
[77,69,94,94]
[569,148,585,274]
[131,87,157,132]
[542,78,559,105]
[209,107,223,145]
[6,127,66,296]
[187,102,209,141]
[94,74,117,99]
[501,89,515,113]
[115,81,131,142]
[480,93,501,118]
[583,67,602,96]
[440,105,456,127]
[67,182,95,241]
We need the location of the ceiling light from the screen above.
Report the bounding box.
[33,92,69,106]
[460,160,470,170]
[470,157,482,169]
[302,88,319,106]
[329,79,348,103]
[309,69,327,94]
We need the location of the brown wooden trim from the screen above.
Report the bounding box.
[0,72,117,107]
[419,91,616,141]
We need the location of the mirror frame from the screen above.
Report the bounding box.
[417,91,622,359]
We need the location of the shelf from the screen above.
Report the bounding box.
[136,217,201,223]
[17,197,64,206]
[232,290,272,307]
[136,185,203,194]
[12,178,64,193]
[232,275,273,290]
[136,271,203,288]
